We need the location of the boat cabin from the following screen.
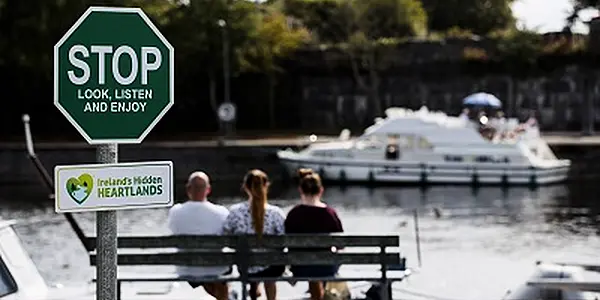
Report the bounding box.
[503,263,600,300]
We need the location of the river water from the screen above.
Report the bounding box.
[1,181,599,300]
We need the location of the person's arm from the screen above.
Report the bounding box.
[330,209,345,251]
[328,208,344,233]
[274,207,286,235]
[221,212,235,235]
[335,216,344,233]
[166,207,176,234]
[273,208,287,253]
[283,208,295,234]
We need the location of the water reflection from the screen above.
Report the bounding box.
[0,181,599,298]
[275,184,599,235]
[0,182,598,236]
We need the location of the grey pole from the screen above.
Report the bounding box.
[96,144,118,300]
[222,21,230,107]
[218,19,232,138]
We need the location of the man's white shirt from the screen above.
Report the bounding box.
[167,200,229,278]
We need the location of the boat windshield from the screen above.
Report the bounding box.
[355,135,385,150]
[0,256,17,298]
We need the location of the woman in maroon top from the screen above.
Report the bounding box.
[284,168,344,300]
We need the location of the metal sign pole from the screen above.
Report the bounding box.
[96,143,118,300]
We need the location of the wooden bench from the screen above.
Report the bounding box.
[86,234,408,300]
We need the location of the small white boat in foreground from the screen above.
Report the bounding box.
[503,261,600,300]
[277,107,571,186]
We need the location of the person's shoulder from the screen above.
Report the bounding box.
[323,205,337,212]
[288,204,313,214]
[168,202,184,214]
[227,202,247,214]
[229,202,246,209]
[207,201,230,215]
[170,202,184,209]
[324,205,340,216]
[287,204,303,214]
[267,203,283,211]
[215,203,229,213]
[266,204,285,216]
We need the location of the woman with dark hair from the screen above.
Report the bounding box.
[285,168,344,300]
[222,169,285,300]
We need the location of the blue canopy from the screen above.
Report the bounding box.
[463,92,502,107]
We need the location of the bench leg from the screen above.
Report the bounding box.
[380,280,391,300]
[117,281,122,300]
[241,281,248,300]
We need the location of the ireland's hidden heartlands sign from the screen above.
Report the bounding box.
[54,6,174,144]
[55,161,173,213]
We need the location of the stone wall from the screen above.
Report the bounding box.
[1,143,600,187]
[0,145,288,186]
[298,69,600,133]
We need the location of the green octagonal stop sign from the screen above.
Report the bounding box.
[54,7,174,144]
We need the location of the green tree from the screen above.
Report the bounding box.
[354,0,427,39]
[282,0,426,43]
[494,29,544,71]
[420,0,515,35]
[241,8,310,127]
[282,0,426,116]
[282,0,357,43]
[162,0,307,124]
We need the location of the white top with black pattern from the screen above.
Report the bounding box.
[222,201,286,274]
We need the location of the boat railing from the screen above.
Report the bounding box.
[21,114,92,252]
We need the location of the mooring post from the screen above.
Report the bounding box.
[413,209,422,268]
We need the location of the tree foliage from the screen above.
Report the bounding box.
[282,0,427,43]
[0,0,570,135]
[420,0,515,35]
[280,0,427,117]
[566,0,600,30]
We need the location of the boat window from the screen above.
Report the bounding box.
[356,136,384,150]
[398,135,414,149]
[476,156,491,163]
[387,134,399,144]
[418,137,433,149]
[537,288,562,300]
[0,256,17,297]
[312,151,328,157]
[311,150,352,158]
[474,156,511,163]
[444,155,463,162]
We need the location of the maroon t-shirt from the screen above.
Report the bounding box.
[284,204,344,234]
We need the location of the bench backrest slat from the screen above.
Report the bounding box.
[85,234,399,250]
[89,252,401,266]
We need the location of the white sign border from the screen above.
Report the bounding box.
[53,6,175,145]
[54,160,174,213]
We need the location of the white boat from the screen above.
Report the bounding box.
[277,107,571,186]
[503,261,600,300]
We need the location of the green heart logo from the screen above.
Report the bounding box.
[65,173,94,205]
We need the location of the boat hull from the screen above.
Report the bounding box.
[278,155,570,186]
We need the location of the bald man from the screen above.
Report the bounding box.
[167,171,230,300]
